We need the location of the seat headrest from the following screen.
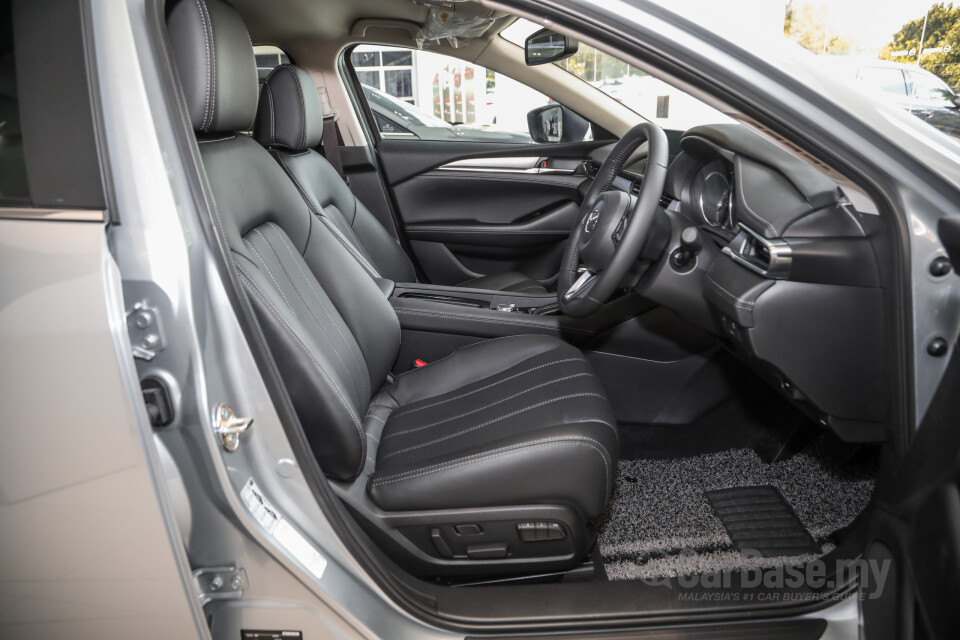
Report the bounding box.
[253,64,325,152]
[166,0,258,133]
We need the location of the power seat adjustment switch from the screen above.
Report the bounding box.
[517,521,566,542]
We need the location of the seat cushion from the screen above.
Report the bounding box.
[460,271,549,294]
[367,335,617,520]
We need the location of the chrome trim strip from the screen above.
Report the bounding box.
[435,166,576,175]
[722,223,792,279]
[0,207,105,222]
[443,156,542,170]
[437,157,576,175]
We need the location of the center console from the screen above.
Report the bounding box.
[391,282,560,315]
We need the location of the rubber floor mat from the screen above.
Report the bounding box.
[705,485,819,557]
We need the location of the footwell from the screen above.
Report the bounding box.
[597,445,876,581]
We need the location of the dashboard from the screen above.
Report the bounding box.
[622,123,887,442]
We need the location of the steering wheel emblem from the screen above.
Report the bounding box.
[584,208,601,234]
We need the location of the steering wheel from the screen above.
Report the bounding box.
[558,123,669,317]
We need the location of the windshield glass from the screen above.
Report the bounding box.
[502,2,960,140]
[501,20,731,130]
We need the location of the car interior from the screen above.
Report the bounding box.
[160,0,890,622]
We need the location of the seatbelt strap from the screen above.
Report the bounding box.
[317,85,346,181]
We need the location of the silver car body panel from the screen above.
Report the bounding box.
[0,215,202,638]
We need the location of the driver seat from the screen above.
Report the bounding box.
[252,63,548,294]
[166,0,616,576]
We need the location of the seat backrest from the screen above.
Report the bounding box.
[252,64,417,283]
[166,0,400,480]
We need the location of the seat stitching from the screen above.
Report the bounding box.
[372,436,611,499]
[253,227,364,403]
[282,65,306,150]
[390,357,582,419]
[393,358,583,418]
[238,269,366,473]
[378,392,610,461]
[266,82,276,144]
[244,235,294,311]
[266,222,370,400]
[391,335,537,379]
[393,307,594,334]
[193,0,212,130]
[383,372,594,439]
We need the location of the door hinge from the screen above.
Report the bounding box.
[193,566,248,606]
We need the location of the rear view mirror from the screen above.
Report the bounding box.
[527,104,590,143]
[525,28,578,66]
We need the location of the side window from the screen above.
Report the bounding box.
[857,67,908,96]
[0,1,28,205]
[347,44,588,144]
[910,72,956,107]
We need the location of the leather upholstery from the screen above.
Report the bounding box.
[167,0,258,133]
[199,133,401,480]
[253,63,547,293]
[166,0,617,548]
[268,146,418,282]
[368,336,617,519]
[254,64,324,151]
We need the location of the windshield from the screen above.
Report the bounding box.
[501,20,731,130]
[502,3,960,140]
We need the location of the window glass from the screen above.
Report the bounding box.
[858,67,907,96]
[911,72,956,106]
[502,19,729,130]
[348,44,591,143]
[0,2,28,204]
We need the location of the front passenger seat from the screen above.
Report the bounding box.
[252,64,549,294]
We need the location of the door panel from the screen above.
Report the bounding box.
[377,139,606,286]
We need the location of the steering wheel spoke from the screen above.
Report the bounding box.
[558,122,669,317]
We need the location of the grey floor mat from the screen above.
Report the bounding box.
[597,446,876,581]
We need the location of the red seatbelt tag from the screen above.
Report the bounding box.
[414,359,427,368]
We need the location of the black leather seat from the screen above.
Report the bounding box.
[252,63,548,294]
[166,0,616,576]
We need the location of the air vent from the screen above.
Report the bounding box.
[583,161,600,178]
[659,194,675,209]
[722,224,792,279]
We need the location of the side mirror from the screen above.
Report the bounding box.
[525,28,578,66]
[527,104,590,144]
[953,94,960,108]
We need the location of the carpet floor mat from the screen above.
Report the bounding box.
[597,446,876,581]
